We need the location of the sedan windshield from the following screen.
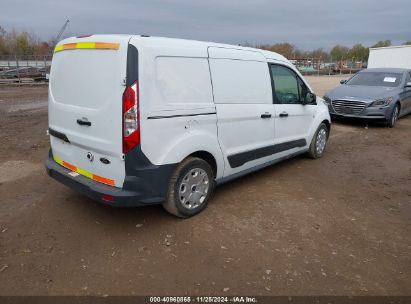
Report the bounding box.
[346,72,402,87]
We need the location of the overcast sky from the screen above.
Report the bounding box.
[1,0,410,50]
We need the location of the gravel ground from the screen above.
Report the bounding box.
[0,77,410,296]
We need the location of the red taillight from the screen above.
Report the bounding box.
[122,81,140,153]
[102,195,114,202]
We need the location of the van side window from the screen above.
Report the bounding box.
[270,65,300,104]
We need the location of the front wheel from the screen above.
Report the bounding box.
[387,104,400,128]
[163,157,215,218]
[307,123,329,159]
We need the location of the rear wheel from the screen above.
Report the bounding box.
[307,123,329,159]
[387,104,400,128]
[163,157,215,218]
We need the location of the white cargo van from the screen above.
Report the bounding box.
[46,35,331,217]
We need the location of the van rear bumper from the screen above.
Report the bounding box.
[45,151,176,207]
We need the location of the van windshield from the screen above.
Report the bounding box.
[346,72,402,87]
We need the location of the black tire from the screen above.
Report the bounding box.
[387,103,400,128]
[307,123,329,159]
[163,157,215,218]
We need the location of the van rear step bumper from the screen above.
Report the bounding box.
[45,152,174,207]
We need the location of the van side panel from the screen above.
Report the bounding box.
[208,47,276,178]
[151,57,214,111]
[141,115,224,178]
[133,40,224,179]
[210,58,272,104]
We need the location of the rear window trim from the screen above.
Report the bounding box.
[126,44,139,86]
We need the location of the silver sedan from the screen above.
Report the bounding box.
[324,68,411,127]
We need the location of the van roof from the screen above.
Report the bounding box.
[61,34,289,63]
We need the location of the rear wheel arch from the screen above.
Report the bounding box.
[188,151,217,179]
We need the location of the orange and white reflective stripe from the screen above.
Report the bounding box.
[53,154,115,186]
[54,42,120,53]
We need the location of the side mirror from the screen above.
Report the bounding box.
[304,92,316,105]
[340,79,347,84]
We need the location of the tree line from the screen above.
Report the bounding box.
[253,40,411,62]
[1,25,410,61]
[0,26,51,56]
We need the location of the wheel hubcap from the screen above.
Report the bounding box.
[178,168,210,210]
[316,128,327,155]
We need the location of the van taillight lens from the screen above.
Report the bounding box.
[122,81,140,153]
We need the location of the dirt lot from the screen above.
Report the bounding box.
[0,76,410,296]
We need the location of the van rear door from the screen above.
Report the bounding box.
[49,35,131,187]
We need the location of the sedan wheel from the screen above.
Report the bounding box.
[387,104,399,128]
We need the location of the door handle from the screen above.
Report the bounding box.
[77,119,91,126]
[279,112,289,118]
[261,113,272,119]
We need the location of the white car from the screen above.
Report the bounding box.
[46,35,331,217]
